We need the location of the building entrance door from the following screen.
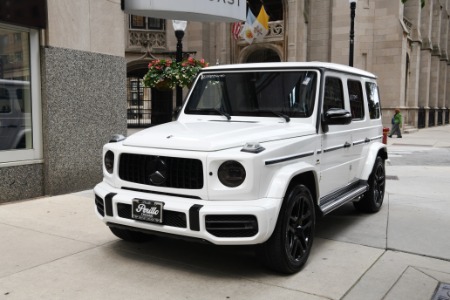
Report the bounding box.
[126,77,152,128]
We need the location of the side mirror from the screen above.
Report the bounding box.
[321,108,352,133]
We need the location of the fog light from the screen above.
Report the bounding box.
[218,161,246,187]
[104,151,114,174]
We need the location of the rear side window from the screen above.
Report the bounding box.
[0,88,11,113]
[323,77,344,111]
[366,82,381,119]
[347,80,364,120]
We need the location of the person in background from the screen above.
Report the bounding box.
[389,109,403,138]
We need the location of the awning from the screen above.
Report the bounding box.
[122,0,246,23]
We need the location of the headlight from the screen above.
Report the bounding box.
[104,151,114,174]
[218,160,246,187]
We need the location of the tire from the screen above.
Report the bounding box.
[354,156,385,213]
[109,226,152,243]
[257,184,315,274]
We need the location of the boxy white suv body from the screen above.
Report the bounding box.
[94,62,387,273]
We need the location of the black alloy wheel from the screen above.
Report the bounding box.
[354,156,385,213]
[257,184,315,274]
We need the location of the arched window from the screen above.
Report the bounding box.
[246,48,281,63]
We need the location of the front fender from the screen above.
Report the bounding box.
[265,161,317,199]
[360,142,387,180]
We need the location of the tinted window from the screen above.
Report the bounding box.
[366,82,381,119]
[0,88,11,113]
[186,71,317,118]
[348,80,364,120]
[323,77,344,111]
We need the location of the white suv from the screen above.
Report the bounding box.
[94,62,387,274]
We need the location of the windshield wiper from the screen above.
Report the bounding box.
[271,111,290,123]
[193,108,231,120]
[214,108,231,121]
[256,110,290,122]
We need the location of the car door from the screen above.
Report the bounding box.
[346,78,369,183]
[319,75,353,196]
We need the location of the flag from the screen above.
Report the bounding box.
[231,22,242,40]
[253,5,269,40]
[241,9,256,44]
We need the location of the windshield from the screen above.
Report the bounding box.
[185,70,317,119]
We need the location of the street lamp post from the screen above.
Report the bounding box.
[172,20,187,108]
[349,0,357,67]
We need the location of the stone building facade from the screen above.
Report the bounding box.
[1,0,448,202]
[125,0,450,129]
[0,0,127,202]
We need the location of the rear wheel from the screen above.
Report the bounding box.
[109,226,152,243]
[257,184,315,274]
[354,156,385,213]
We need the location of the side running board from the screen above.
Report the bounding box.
[319,181,369,216]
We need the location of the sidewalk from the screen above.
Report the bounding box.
[386,124,450,148]
[0,126,449,299]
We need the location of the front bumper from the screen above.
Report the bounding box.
[94,181,282,245]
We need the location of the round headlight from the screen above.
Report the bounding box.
[104,150,114,174]
[218,161,246,187]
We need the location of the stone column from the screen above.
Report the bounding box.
[404,0,423,127]
[429,0,442,126]
[307,0,332,62]
[372,0,404,126]
[438,7,449,125]
[287,0,307,62]
[418,0,433,128]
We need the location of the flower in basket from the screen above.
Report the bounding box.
[143,59,179,90]
[143,57,209,90]
[178,57,209,88]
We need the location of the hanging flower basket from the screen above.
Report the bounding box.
[143,57,208,90]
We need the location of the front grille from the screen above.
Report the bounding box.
[117,203,187,228]
[205,215,258,238]
[95,195,105,216]
[119,153,203,189]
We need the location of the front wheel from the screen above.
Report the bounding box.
[257,184,315,274]
[354,156,385,213]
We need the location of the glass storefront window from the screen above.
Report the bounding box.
[0,24,42,165]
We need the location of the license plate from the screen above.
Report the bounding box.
[132,199,164,224]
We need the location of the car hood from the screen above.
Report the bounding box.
[123,121,315,151]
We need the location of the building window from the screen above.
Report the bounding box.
[129,15,165,31]
[0,24,42,165]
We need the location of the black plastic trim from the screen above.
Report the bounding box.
[189,205,203,231]
[323,144,345,153]
[107,222,211,244]
[104,193,116,217]
[265,151,315,166]
[121,187,201,200]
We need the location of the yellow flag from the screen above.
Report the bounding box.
[253,6,269,40]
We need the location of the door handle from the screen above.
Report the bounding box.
[344,142,351,148]
[365,138,371,143]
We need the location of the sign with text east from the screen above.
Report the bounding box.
[123,0,245,23]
